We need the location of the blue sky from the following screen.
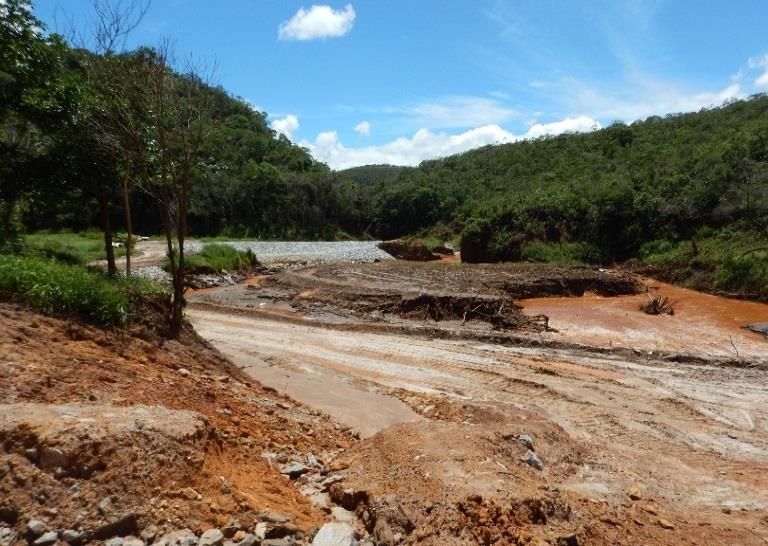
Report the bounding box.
[33,0,768,169]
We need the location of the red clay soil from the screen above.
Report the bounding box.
[522,278,768,358]
[0,304,355,541]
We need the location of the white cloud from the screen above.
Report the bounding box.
[748,54,768,88]
[523,116,600,139]
[354,121,371,137]
[560,78,744,122]
[278,4,355,41]
[301,117,599,170]
[271,115,300,140]
[401,95,519,129]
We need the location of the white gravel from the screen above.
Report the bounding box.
[186,240,394,265]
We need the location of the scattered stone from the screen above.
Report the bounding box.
[153,529,197,546]
[260,513,292,525]
[178,368,191,376]
[33,532,58,546]
[199,529,224,546]
[523,449,543,470]
[39,446,68,470]
[26,520,46,538]
[62,530,82,544]
[105,538,124,546]
[178,488,201,500]
[123,536,145,546]
[308,492,331,509]
[222,522,240,539]
[280,463,310,480]
[517,434,534,450]
[627,486,642,501]
[311,523,357,546]
[235,534,257,546]
[656,518,675,530]
[0,527,17,546]
[140,526,158,543]
[262,539,293,546]
[98,496,113,514]
[218,476,231,493]
[254,524,267,542]
[331,507,357,525]
[306,453,320,467]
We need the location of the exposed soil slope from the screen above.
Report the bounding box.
[0,304,355,543]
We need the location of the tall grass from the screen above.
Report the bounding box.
[0,255,167,327]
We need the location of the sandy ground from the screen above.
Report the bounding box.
[92,240,169,271]
[188,300,768,543]
[183,261,768,544]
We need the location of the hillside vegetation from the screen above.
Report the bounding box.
[361,95,768,296]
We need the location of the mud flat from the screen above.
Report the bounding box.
[187,260,768,545]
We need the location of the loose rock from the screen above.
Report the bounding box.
[517,434,534,450]
[33,532,58,546]
[523,449,543,470]
[311,523,357,546]
[627,486,642,501]
[98,496,113,514]
[123,536,145,546]
[280,462,310,480]
[199,529,224,546]
[62,530,81,544]
[26,520,46,538]
[657,518,675,530]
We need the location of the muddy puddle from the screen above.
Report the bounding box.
[522,279,768,358]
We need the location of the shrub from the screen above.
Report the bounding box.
[0,255,167,327]
[459,218,522,263]
[715,251,768,293]
[521,242,590,266]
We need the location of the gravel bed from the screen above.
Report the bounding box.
[186,240,394,265]
[131,266,170,281]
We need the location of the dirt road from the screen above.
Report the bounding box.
[188,304,768,543]
[92,240,169,271]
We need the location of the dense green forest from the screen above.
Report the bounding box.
[336,164,411,187]
[361,96,768,294]
[0,0,365,245]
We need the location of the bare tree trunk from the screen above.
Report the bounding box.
[122,166,132,276]
[99,187,117,277]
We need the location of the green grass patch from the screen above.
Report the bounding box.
[24,230,125,265]
[180,244,258,274]
[0,255,167,327]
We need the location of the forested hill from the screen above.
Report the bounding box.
[336,164,411,187]
[368,95,768,261]
[1,0,366,242]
